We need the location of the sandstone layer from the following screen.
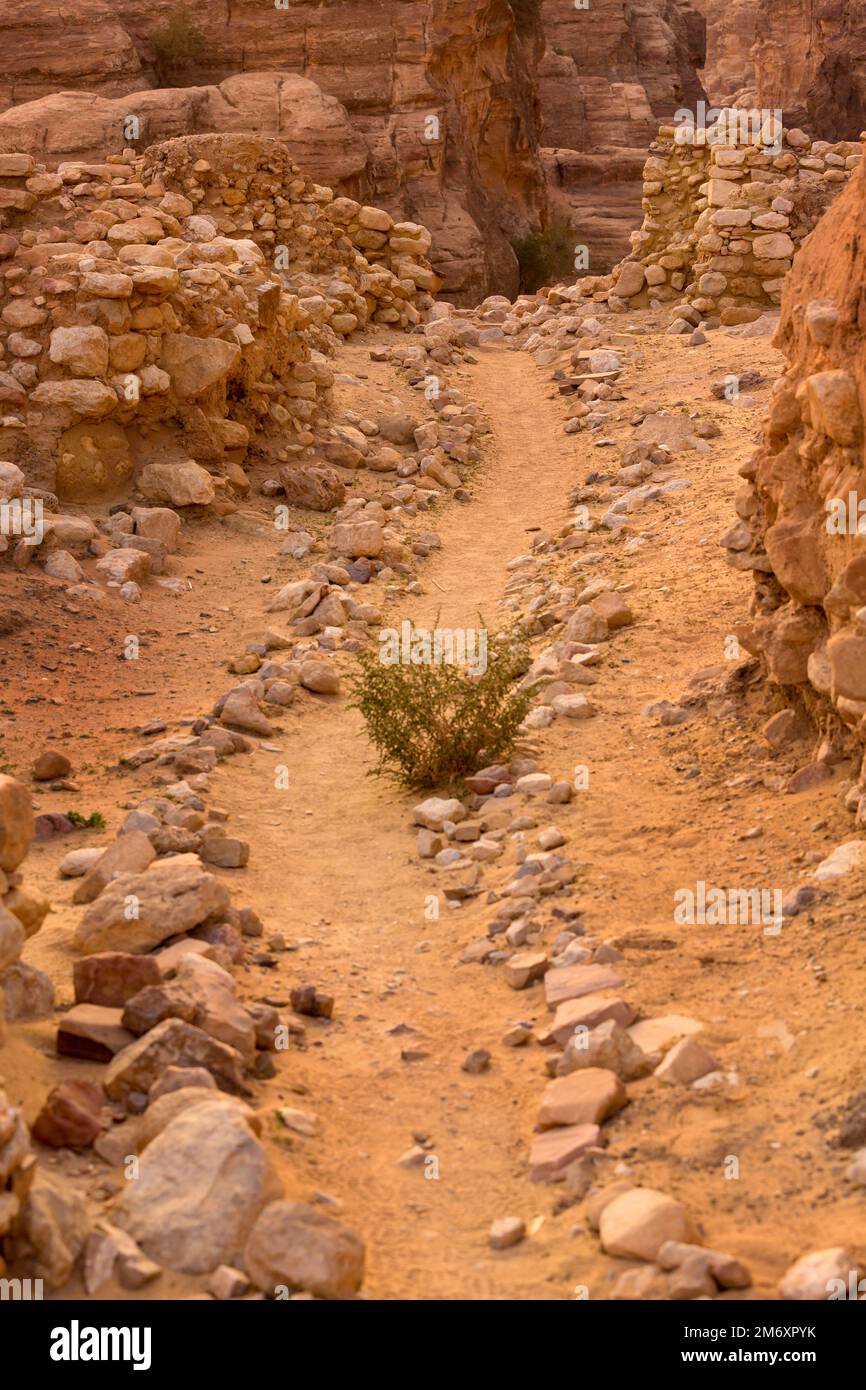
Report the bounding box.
[0,0,716,295]
[724,142,866,792]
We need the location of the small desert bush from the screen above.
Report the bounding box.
[350,629,534,790]
[152,4,206,85]
[67,810,106,830]
[512,222,578,294]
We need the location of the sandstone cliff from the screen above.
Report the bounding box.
[537,0,707,273]
[0,0,549,303]
[750,0,866,140]
[693,0,757,105]
[0,0,714,297]
[723,140,866,790]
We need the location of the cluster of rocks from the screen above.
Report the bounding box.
[0,132,437,522]
[0,753,367,1296]
[0,773,52,1038]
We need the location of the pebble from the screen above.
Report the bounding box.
[489,1217,526,1250]
[462,1048,491,1075]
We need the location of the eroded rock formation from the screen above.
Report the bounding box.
[693,0,757,105]
[723,140,866,786]
[538,0,708,272]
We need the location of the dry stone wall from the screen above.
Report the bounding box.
[0,133,437,513]
[574,119,860,324]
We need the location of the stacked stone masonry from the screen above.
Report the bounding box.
[574,118,860,325]
[0,134,438,510]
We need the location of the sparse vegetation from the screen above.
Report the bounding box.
[512,222,579,294]
[66,810,106,830]
[350,629,534,791]
[151,4,206,86]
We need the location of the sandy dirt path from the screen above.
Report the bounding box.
[9,325,866,1300]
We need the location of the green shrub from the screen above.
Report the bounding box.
[350,628,534,791]
[152,4,206,85]
[512,222,579,294]
[66,810,106,830]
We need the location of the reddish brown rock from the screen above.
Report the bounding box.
[32,749,72,781]
[279,464,345,513]
[537,1067,627,1129]
[32,1080,102,1150]
[529,1122,602,1181]
[73,951,162,1008]
[543,962,625,1009]
[290,984,334,1019]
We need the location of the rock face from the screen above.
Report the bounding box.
[0,0,716,298]
[693,0,758,105]
[538,0,707,273]
[688,2,866,142]
[726,146,866,791]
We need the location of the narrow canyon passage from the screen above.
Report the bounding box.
[8,315,866,1306]
[128,329,863,1299]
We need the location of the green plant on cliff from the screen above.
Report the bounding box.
[152,4,206,86]
[349,628,534,791]
[512,222,579,294]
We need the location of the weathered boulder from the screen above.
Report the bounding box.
[113,1100,281,1274]
[244,1199,365,1299]
[74,854,230,955]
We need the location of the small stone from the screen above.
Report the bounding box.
[504,950,548,990]
[290,984,334,1019]
[654,1036,720,1086]
[32,749,72,781]
[489,1217,525,1250]
[462,1048,491,1075]
[208,1264,249,1299]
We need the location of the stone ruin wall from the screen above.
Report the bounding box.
[0,133,437,516]
[573,119,860,325]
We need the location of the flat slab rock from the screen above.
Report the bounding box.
[544,962,625,1009]
[628,1014,703,1055]
[57,1004,135,1061]
[543,992,637,1047]
[538,1067,627,1129]
[529,1123,602,1182]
